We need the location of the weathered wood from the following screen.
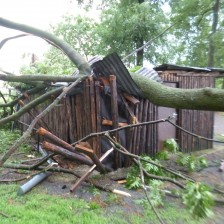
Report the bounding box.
[70,147,114,192]
[109,75,121,168]
[102,119,128,127]
[37,127,76,153]
[122,92,140,105]
[95,81,101,157]
[89,77,97,155]
[75,143,106,173]
[42,141,93,166]
[75,94,82,140]
[85,79,91,137]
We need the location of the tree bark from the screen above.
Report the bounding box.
[131,73,224,111]
[207,0,220,67]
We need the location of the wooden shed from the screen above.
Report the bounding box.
[155,64,224,153]
[19,54,224,168]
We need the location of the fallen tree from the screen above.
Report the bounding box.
[0,17,224,223]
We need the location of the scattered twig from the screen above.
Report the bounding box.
[167,120,224,144]
[0,211,10,218]
[105,133,186,188]
[122,23,176,62]
[0,176,27,183]
[138,158,165,224]
[72,117,172,146]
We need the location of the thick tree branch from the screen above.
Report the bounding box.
[131,73,224,111]
[0,17,91,76]
[0,34,28,49]
[0,86,63,126]
[0,73,81,83]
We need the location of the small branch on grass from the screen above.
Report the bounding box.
[0,211,10,218]
[0,176,27,183]
[2,163,122,194]
[0,77,85,166]
[138,158,165,224]
[105,133,186,188]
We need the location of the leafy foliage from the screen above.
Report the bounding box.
[163,138,179,153]
[126,155,167,189]
[176,153,208,172]
[135,180,164,207]
[96,1,168,66]
[168,0,224,67]
[182,182,214,219]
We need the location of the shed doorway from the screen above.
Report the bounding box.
[157,82,177,150]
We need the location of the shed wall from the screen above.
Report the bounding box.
[159,71,215,152]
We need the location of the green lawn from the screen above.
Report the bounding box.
[0,183,206,224]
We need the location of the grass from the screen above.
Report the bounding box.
[0,129,33,154]
[0,183,207,224]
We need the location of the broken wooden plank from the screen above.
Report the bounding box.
[122,92,140,105]
[70,147,114,192]
[102,119,128,127]
[75,143,106,173]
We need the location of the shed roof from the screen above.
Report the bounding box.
[154,64,224,73]
[92,53,143,97]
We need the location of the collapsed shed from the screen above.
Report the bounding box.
[19,53,224,169]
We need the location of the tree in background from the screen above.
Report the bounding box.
[21,0,224,75]
[168,0,224,67]
[95,0,168,66]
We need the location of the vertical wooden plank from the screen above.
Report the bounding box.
[135,100,143,156]
[75,94,82,140]
[109,75,121,168]
[140,99,148,155]
[95,81,102,157]
[89,77,97,155]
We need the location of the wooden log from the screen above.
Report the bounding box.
[75,143,106,173]
[66,97,75,143]
[140,99,149,154]
[42,141,93,166]
[109,75,121,168]
[71,96,77,141]
[70,147,114,192]
[95,81,101,157]
[37,127,76,153]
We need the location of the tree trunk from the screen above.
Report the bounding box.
[207,0,220,67]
